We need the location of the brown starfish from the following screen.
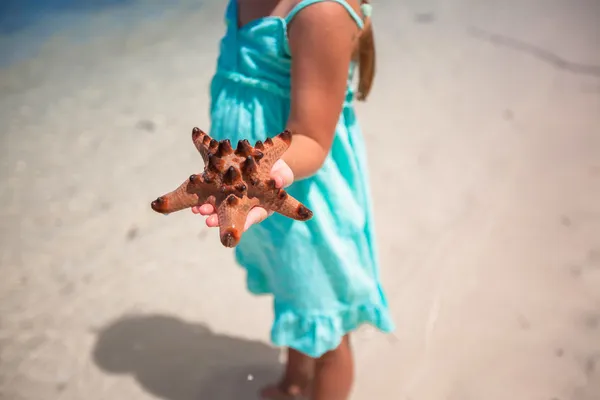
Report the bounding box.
[150,127,313,247]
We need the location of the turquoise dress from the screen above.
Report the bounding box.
[208,0,394,358]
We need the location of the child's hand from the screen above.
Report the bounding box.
[191,159,294,230]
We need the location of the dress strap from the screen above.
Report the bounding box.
[284,0,365,29]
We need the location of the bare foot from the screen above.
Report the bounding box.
[259,381,312,399]
[261,347,314,399]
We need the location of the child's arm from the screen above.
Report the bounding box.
[282,1,362,179]
[193,1,362,229]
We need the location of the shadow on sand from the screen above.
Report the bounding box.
[91,313,281,400]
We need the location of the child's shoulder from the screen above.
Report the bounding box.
[287,0,362,19]
[285,0,363,30]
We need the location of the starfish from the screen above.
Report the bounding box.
[150,127,313,247]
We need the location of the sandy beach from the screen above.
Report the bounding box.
[1,0,599,399]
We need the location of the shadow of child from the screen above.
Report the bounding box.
[91,313,281,400]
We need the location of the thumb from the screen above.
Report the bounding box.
[244,207,272,231]
[271,159,294,189]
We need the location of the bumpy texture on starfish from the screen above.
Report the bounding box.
[150,127,313,247]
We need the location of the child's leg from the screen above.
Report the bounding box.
[311,335,354,400]
[261,347,315,399]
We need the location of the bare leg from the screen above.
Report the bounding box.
[261,347,315,399]
[311,335,354,400]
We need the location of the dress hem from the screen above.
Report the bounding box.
[270,302,395,358]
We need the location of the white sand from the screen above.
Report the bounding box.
[1,0,599,399]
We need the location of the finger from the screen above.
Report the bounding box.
[198,204,215,215]
[206,213,219,228]
[192,204,214,215]
[244,207,269,231]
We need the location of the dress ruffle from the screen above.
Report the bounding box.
[270,303,395,358]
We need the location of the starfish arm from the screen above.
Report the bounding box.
[264,189,313,221]
[151,174,214,214]
[191,127,218,164]
[217,195,260,247]
[257,130,293,174]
